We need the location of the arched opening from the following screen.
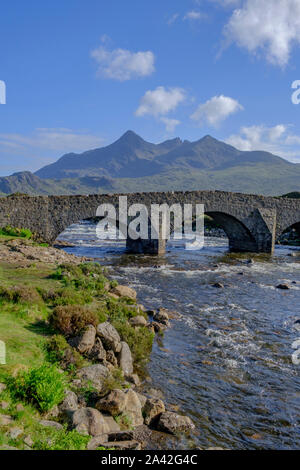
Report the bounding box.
[278,222,300,246]
[205,211,258,253]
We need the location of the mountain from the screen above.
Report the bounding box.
[1,131,300,196]
[36,130,183,179]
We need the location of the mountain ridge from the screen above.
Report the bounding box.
[0,131,299,196]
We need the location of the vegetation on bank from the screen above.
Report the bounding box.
[0,250,154,450]
[0,225,32,239]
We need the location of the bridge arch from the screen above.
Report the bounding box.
[205,211,258,252]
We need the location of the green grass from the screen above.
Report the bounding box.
[0,253,154,449]
[0,226,32,239]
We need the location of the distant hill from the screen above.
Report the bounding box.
[282,192,300,199]
[0,131,300,196]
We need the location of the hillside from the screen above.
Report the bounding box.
[0,131,300,196]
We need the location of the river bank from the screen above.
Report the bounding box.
[0,236,195,450]
[56,221,300,450]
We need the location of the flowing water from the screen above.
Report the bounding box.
[58,222,300,450]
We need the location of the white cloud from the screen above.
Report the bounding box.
[191,95,243,127]
[0,128,104,154]
[183,10,206,21]
[224,0,300,67]
[167,13,180,25]
[91,45,155,81]
[226,124,300,162]
[135,86,186,117]
[160,117,181,133]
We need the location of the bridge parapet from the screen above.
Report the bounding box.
[0,191,299,255]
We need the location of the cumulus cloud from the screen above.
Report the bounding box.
[91,45,155,81]
[224,0,300,67]
[0,128,104,154]
[191,95,243,127]
[160,117,181,133]
[135,86,186,117]
[226,124,300,162]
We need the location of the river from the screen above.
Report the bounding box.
[58,221,300,450]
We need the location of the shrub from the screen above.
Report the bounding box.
[10,364,65,412]
[49,305,99,337]
[0,225,32,239]
[41,287,92,306]
[112,320,154,370]
[0,285,41,304]
[46,335,85,370]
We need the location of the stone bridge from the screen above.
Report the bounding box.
[0,191,300,255]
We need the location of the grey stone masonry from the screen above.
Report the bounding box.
[0,191,299,254]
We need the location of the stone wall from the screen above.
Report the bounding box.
[0,191,299,253]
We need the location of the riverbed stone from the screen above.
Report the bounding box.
[153,309,170,326]
[118,341,133,376]
[77,364,109,392]
[157,412,195,434]
[143,398,165,426]
[96,322,121,353]
[71,407,110,437]
[111,285,137,301]
[276,283,290,290]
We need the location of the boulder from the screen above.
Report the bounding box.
[103,416,121,433]
[143,398,165,426]
[112,285,137,301]
[23,436,33,448]
[1,401,9,410]
[0,414,13,425]
[212,282,224,289]
[0,383,7,394]
[276,284,290,290]
[123,389,143,427]
[77,364,109,392]
[59,390,78,416]
[97,440,141,450]
[96,322,121,353]
[137,393,147,410]
[89,338,107,362]
[96,389,143,427]
[158,412,195,435]
[129,316,147,327]
[39,420,63,431]
[87,435,108,450]
[96,389,126,416]
[71,408,110,437]
[8,427,23,439]
[118,341,133,376]
[106,350,118,367]
[153,309,169,326]
[76,325,96,354]
[152,321,167,333]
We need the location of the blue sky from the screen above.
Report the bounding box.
[1,0,300,175]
